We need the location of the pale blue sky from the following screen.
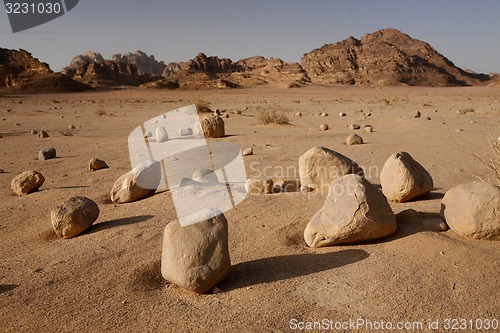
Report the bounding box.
[1,0,499,73]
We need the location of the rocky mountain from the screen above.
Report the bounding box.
[301,28,489,86]
[62,51,164,87]
[0,48,89,92]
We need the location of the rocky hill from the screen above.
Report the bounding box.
[301,28,490,86]
[62,51,163,87]
[0,48,89,93]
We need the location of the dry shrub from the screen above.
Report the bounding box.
[473,136,500,184]
[57,127,78,137]
[258,110,289,125]
[195,101,212,113]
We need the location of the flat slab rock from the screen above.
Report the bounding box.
[161,209,231,293]
[304,174,397,247]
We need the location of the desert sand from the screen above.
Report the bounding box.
[1,85,499,332]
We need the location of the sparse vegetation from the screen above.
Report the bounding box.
[382,98,391,105]
[258,110,289,125]
[473,136,500,184]
[195,101,212,113]
[57,127,78,137]
[458,108,475,115]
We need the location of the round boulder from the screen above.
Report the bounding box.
[51,196,99,239]
[201,115,225,138]
[161,209,231,293]
[440,182,500,240]
[346,134,363,145]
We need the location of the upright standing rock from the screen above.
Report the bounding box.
[38,148,56,160]
[299,146,363,191]
[110,160,161,203]
[380,152,433,202]
[441,182,500,240]
[11,170,45,196]
[155,127,169,143]
[304,174,397,247]
[161,209,231,293]
[51,196,99,239]
[201,115,225,138]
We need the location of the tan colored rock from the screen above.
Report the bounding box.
[380,152,433,202]
[298,146,364,191]
[364,126,373,133]
[346,134,363,145]
[38,131,49,138]
[319,124,329,131]
[38,148,56,160]
[155,127,169,142]
[245,179,273,194]
[89,158,109,171]
[440,182,500,240]
[242,147,253,156]
[51,196,99,239]
[11,170,45,196]
[110,160,161,203]
[304,174,396,247]
[161,209,231,293]
[396,209,422,224]
[201,115,225,138]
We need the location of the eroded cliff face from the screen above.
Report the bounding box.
[301,28,489,86]
[0,47,89,92]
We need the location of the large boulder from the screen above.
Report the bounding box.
[161,209,231,293]
[440,182,500,240]
[200,115,225,138]
[110,160,161,203]
[299,146,363,191]
[380,152,433,202]
[11,170,45,196]
[51,196,99,239]
[304,174,396,247]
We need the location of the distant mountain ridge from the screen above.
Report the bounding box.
[0,28,493,92]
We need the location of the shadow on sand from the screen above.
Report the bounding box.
[86,215,155,234]
[221,249,369,291]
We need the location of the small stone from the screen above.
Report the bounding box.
[68,125,76,130]
[161,209,231,294]
[245,179,273,194]
[365,112,372,116]
[214,109,221,115]
[321,112,328,117]
[413,111,421,118]
[339,112,346,117]
[421,218,449,231]
[178,127,193,136]
[396,209,422,224]
[11,170,45,196]
[192,169,218,183]
[89,158,109,171]
[364,126,373,133]
[242,147,253,156]
[38,131,49,139]
[426,116,431,120]
[346,134,363,145]
[295,112,302,117]
[225,114,230,118]
[31,130,38,135]
[156,127,169,142]
[319,124,329,131]
[470,120,476,124]
[51,196,99,239]
[110,160,162,204]
[60,116,64,119]
[456,128,464,132]
[0,169,4,174]
[236,110,242,114]
[274,179,301,193]
[349,124,361,130]
[38,148,56,160]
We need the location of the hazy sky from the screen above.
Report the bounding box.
[1,0,499,73]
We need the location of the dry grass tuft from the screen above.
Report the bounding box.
[258,110,289,125]
[472,136,500,184]
[195,101,212,113]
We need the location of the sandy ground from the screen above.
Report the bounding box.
[0,86,499,332]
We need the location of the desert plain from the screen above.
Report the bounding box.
[0,85,499,332]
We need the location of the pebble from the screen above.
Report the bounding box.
[339,112,346,117]
[349,124,361,130]
[319,124,329,131]
[242,147,253,156]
